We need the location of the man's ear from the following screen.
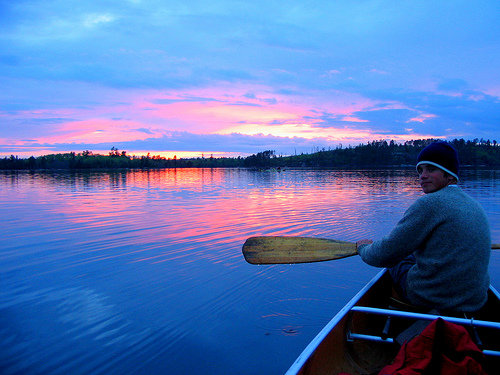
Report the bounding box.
[447,174,456,184]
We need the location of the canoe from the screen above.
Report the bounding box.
[286,269,500,375]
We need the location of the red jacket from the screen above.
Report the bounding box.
[379,318,487,375]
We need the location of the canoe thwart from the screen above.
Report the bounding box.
[349,306,500,330]
[346,305,500,358]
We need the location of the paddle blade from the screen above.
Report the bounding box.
[242,236,357,264]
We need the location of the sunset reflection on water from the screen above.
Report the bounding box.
[1,168,499,374]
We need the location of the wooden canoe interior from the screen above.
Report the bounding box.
[296,272,500,375]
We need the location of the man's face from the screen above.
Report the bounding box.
[417,164,454,194]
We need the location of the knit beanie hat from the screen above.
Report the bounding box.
[416,141,459,181]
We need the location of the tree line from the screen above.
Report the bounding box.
[2,138,500,170]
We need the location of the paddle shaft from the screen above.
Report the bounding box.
[243,236,500,265]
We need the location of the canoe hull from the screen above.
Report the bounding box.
[287,269,500,375]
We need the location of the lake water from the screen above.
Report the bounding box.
[1,168,499,374]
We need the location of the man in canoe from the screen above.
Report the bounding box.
[357,141,491,313]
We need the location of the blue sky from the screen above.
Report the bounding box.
[1,0,499,157]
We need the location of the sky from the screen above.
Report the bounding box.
[1,0,500,158]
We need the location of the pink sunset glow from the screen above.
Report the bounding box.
[2,1,498,157]
[0,82,445,158]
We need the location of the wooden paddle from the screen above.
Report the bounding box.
[242,236,500,265]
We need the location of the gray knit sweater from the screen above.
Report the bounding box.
[358,185,491,312]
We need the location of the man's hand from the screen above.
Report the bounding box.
[356,239,373,249]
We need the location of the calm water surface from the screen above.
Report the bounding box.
[1,168,499,374]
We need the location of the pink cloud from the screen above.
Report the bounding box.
[407,113,437,123]
[3,81,432,155]
[133,85,380,142]
[341,116,369,123]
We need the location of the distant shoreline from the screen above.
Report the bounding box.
[2,138,500,171]
[3,165,500,172]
